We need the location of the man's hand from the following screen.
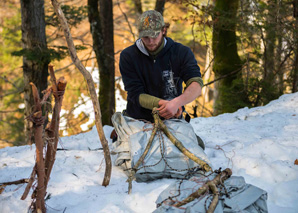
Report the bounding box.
[157,99,182,119]
[157,82,201,119]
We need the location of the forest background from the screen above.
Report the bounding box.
[1,0,297,148]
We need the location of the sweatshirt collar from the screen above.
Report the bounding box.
[136,37,167,56]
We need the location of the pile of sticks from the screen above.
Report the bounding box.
[20,65,67,213]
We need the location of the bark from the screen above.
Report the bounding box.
[212,0,246,114]
[0,179,29,186]
[133,0,142,14]
[20,0,49,145]
[261,0,280,103]
[30,83,46,213]
[21,67,66,207]
[263,0,276,82]
[173,168,232,210]
[44,66,67,189]
[51,0,112,186]
[202,43,213,104]
[21,164,36,200]
[293,0,298,92]
[88,0,115,126]
[155,0,166,15]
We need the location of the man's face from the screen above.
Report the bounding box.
[141,30,164,52]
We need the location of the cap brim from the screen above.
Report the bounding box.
[139,29,161,38]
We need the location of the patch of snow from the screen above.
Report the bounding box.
[1,93,298,212]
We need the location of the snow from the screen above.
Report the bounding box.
[1,93,298,213]
[58,68,127,136]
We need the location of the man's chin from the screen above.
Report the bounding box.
[147,47,157,52]
[145,46,157,52]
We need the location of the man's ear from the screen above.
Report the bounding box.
[162,27,167,36]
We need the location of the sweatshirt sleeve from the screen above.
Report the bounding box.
[139,93,161,110]
[185,77,204,89]
[178,45,202,83]
[119,49,145,108]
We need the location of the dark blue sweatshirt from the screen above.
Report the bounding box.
[119,37,201,122]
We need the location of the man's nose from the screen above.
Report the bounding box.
[148,37,155,43]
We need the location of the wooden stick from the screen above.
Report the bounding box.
[152,108,212,172]
[127,110,159,194]
[21,164,36,200]
[207,182,219,213]
[30,83,46,213]
[0,179,29,186]
[173,168,232,209]
[44,66,67,189]
[51,0,112,186]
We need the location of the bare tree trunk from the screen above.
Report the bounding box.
[51,0,112,186]
[261,0,280,103]
[276,0,284,94]
[99,0,115,126]
[155,0,166,15]
[88,0,115,126]
[293,0,298,92]
[202,43,213,104]
[133,0,142,14]
[20,0,49,145]
[212,0,247,114]
[263,1,276,81]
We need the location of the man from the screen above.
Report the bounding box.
[120,10,203,122]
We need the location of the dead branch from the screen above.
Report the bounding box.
[21,66,67,213]
[173,168,232,212]
[30,83,46,213]
[0,179,29,186]
[40,87,53,105]
[21,164,36,200]
[44,65,67,189]
[203,66,242,87]
[51,0,112,186]
[152,108,212,172]
[116,0,136,42]
[127,114,158,194]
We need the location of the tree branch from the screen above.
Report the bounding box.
[51,0,112,186]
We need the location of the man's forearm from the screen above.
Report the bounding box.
[171,82,202,107]
[157,82,201,119]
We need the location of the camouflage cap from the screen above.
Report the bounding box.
[138,10,165,38]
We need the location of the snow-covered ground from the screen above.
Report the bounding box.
[1,92,298,213]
